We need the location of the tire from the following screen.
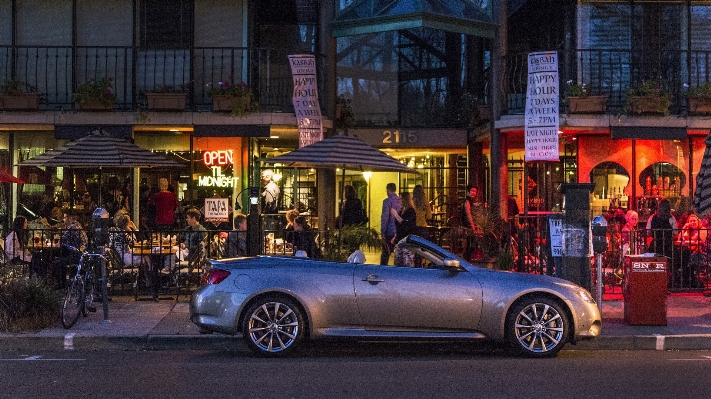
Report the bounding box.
[505,296,569,358]
[81,275,96,317]
[243,296,305,357]
[61,278,84,329]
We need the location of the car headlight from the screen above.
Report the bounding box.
[578,289,596,304]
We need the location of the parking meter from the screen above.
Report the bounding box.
[591,215,608,310]
[591,215,608,254]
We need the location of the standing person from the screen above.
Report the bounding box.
[461,184,482,233]
[51,209,88,288]
[149,178,179,230]
[380,182,402,265]
[392,191,417,266]
[340,185,367,227]
[225,213,248,258]
[261,169,280,214]
[646,198,678,256]
[291,216,320,258]
[179,208,207,264]
[412,184,432,239]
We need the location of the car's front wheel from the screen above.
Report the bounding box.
[506,296,569,358]
[243,296,305,356]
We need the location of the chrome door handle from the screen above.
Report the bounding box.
[362,274,384,283]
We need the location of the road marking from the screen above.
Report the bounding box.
[0,355,85,361]
[64,333,75,350]
[654,334,664,350]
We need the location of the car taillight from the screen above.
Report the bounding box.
[201,268,231,285]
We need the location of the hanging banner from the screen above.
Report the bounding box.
[288,54,323,147]
[525,51,560,162]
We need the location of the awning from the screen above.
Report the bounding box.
[193,125,270,137]
[610,126,688,140]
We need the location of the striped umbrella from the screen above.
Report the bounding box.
[694,132,711,218]
[20,130,180,168]
[264,131,415,173]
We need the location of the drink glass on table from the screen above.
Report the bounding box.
[33,235,40,245]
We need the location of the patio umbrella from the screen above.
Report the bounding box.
[265,131,417,252]
[0,168,25,184]
[21,129,180,204]
[20,129,180,168]
[265,131,415,173]
[693,131,711,218]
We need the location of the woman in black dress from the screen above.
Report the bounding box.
[392,191,416,266]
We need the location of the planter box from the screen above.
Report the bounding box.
[74,99,113,111]
[627,96,669,115]
[146,92,187,111]
[688,98,711,115]
[211,94,251,115]
[568,96,607,113]
[0,93,40,110]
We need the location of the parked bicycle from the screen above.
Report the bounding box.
[61,244,107,329]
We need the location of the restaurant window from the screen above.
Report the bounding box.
[139,0,193,49]
[590,161,630,216]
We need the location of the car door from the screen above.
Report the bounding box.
[354,264,483,331]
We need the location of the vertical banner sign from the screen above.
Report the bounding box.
[525,51,560,161]
[289,54,323,147]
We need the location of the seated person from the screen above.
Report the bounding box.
[681,213,707,253]
[51,209,88,288]
[225,214,248,258]
[109,213,147,269]
[4,216,41,275]
[291,216,321,258]
[283,208,300,246]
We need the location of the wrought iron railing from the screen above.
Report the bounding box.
[506,49,711,115]
[1,46,324,113]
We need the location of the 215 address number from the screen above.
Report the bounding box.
[382,130,417,144]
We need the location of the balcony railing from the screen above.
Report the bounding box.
[505,49,711,115]
[0,46,324,113]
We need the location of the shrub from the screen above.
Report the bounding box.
[0,277,61,332]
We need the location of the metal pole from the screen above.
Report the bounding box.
[596,252,603,312]
[101,255,111,323]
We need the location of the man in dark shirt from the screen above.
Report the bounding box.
[180,208,207,262]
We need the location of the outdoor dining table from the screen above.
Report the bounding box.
[132,241,178,301]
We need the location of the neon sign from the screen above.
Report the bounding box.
[198,166,236,188]
[203,150,233,167]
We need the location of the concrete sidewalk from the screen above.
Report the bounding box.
[1,293,711,352]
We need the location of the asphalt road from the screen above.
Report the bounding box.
[2,344,710,399]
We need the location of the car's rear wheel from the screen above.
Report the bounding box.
[243,296,305,357]
[506,296,569,358]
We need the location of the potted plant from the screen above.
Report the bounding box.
[74,77,117,110]
[207,77,253,116]
[685,82,711,114]
[320,225,381,262]
[564,80,607,113]
[0,77,41,111]
[458,92,491,127]
[626,79,671,115]
[144,82,191,111]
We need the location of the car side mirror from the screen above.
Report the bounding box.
[443,258,461,269]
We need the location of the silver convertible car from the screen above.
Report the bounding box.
[190,235,601,358]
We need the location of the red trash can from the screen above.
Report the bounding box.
[623,255,668,325]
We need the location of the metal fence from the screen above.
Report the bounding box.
[1,45,322,113]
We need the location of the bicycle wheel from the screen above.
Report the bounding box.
[81,273,96,317]
[61,278,84,329]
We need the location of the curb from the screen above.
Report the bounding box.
[4,334,711,352]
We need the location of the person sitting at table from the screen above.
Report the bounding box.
[4,216,40,276]
[225,213,248,258]
[179,208,207,268]
[108,213,147,270]
[51,208,88,289]
[621,210,639,255]
[283,208,300,246]
[679,213,707,288]
[291,216,321,258]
